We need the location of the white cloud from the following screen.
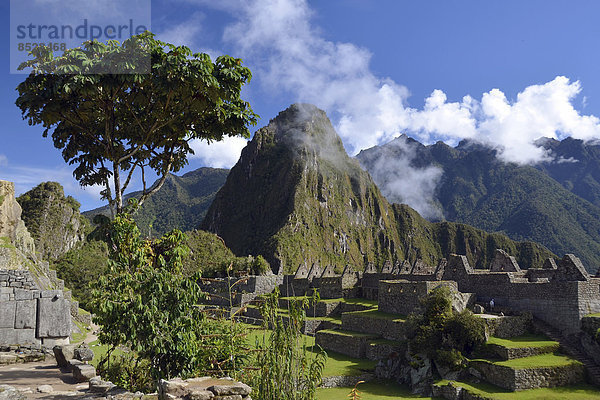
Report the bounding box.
[208,0,600,166]
[189,136,248,168]
[0,155,7,167]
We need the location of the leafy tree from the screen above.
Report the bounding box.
[16,33,257,216]
[90,208,248,382]
[407,286,485,370]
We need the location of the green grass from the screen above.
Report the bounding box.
[472,353,581,369]
[317,381,434,399]
[88,339,127,368]
[279,296,378,309]
[585,312,600,318]
[244,325,376,377]
[436,380,600,399]
[0,236,15,249]
[344,308,405,322]
[70,319,90,344]
[486,335,559,349]
[318,329,377,338]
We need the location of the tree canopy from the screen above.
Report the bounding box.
[16,32,257,215]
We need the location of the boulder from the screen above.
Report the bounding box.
[72,363,96,382]
[53,344,76,368]
[89,377,116,394]
[74,344,94,362]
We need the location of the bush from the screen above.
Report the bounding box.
[97,351,153,393]
[407,286,486,369]
[90,209,250,384]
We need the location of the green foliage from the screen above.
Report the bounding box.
[358,137,600,270]
[202,104,552,274]
[17,32,257,214]
[96,351,154,393]
[250,289,327,400]
[407,287,486,370]
[183,230,270,277]
[17,181,89,261]
[52,239,108,310]
[90,210,249,383]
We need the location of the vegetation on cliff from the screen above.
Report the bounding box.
[358,135,600,271]
[202,104,552,274]
[83,168,229,236]
[17,181,88,261]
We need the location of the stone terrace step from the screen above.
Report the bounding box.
[470,353,585,391]
[341,309,406,341]
[277,297,378,318]
[315,329,379,359]
[242,305,341,335]
[484,335,560,361]
[533,317,600,386]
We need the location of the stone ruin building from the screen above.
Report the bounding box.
[0,180,72,348]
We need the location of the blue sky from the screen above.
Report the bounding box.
[2,0,600,211]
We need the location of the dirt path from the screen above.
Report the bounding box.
[0,324,101,399]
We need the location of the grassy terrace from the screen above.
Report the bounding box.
[245,326,376,377]
[317,381,434,399]
[318,329,377,338]
[435,380,600,400]
[279,296,378,308]
[244,304,342,324]
[486,335,559,349]
[472,353,581,369]
[343,308,405,322]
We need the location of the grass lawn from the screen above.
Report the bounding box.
[486,335,559,349]
[245,325,376,377]
[472,353,581,369]
[436,380,600,399]
[317,381,435,399]
[279,296,378,309]
[344,308,405,322]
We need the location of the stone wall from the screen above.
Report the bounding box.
[341,312,405,341]
[0,270,70,347]
[470,360,584,391]
[378,280,459,316]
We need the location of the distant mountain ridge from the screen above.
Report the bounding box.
[201,104,551,274]
[83,167,228,236]
[357,135,600,273]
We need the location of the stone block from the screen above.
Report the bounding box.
[15,329,36,344]
[14,300,36,329]
[72,363,96,382]
[0,328,17,345]
[208,383,251,396]
[89,377,116,393]
[13,289,32,301]
[0,288,13,294]
[37,297,71,338]
[0,294,8,301]
[53,344,76,369]
[0,301,16,328]
[40,290,62,298]
[42,337,69,347]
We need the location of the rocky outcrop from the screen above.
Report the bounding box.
[0,181,35,260]
[17,182,86,261]
[202,104,551,274]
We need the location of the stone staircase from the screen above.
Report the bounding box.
[532,317,600,386]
